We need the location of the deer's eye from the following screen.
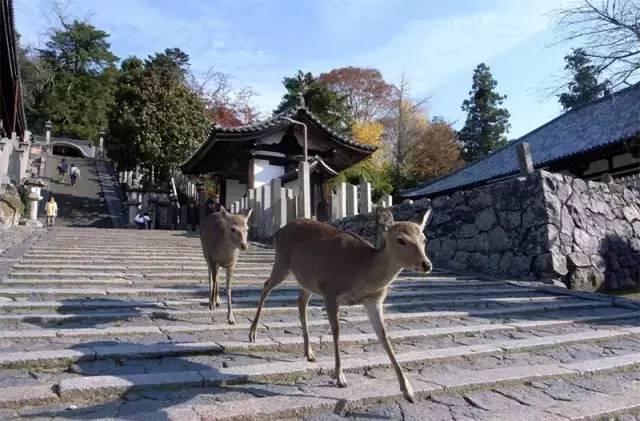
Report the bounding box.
[230,227,238,233]
[396,238,407,246]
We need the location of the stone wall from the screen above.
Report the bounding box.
[332,170,640,292]
[332,171,557,283]
[544,172,640,292]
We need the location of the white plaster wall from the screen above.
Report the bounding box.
[225,179,247,209]
[253,159,284,188]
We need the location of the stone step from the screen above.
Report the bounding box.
[6,341,640,410]
[105,356,640,421]
[0,285,532,298]
[2,311,639,370]
[0,280,504,309]
[0,300,610,340]
[0,295,567,323]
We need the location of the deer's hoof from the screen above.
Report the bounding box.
[402,383,415,403]
[306,354,316,363]
[248,326,257,342]
[336,372,347,388]
[227,317,235,325]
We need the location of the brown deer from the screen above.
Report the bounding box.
[248,210,432,402]
[200,207,252,324]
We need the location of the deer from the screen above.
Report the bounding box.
[248,209,432,403]
[200,207,252,324]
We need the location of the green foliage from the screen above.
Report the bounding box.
[558,48,611,111]
[332,160,393,202]
[458,63,510,162]
[20,20,118,140]
[274,70,352,131]
[107,49,209,181]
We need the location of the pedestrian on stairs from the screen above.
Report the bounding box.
[69,164,80,186]
[45,196,58,227]
[57,159,68,184]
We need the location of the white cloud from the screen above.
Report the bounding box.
[355,0,561,94]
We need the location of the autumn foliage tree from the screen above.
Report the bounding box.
[319,67,396,123]
[406,117,463,181]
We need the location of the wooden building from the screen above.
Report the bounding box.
[402,83,640,199]
[180,102,376,218]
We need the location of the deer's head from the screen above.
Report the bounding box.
[220,207,253,251]
[386,209,432,273]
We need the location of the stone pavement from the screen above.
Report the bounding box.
[2,228,640,419]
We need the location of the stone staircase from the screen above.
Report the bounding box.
[2,228,640,419]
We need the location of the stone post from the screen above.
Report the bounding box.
[270,178,286,232]
[286,188,297,223]
[261,183,271,238]
[336,182,347,219]
[359,180,372,214]
[380,193,393,208]
[516,142,534,176]
[297,161,311,219]
[346,184,358,217]
[247,188,257,237]
[254,186,263,237]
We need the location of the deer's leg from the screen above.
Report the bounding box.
[208,262,219,311]
[363,299,414,403]
[326,297,346,388]
[297,289,315,362]
[249,262,288,342]
[225,266,235,325]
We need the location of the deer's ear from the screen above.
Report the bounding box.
[418,209,432,231]
[219,206,230,218]
[244,208,253,220]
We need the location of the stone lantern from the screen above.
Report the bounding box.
[24,178,46,227]
[44,121,53,144]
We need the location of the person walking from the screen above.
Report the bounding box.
[69,163,80,187]
[45,196,58,227]
[57,159,68,184]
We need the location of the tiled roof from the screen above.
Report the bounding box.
[180,106,376,172]
[212,106,376,151]
[402,83,640,198]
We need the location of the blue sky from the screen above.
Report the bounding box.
[15,0,575,138]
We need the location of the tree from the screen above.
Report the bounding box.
[107,50,209,181]
[558,48,611,110]
[378,73,429,175]
[406,117,463,181]
[318,67,396,122]
[274,70,351,131]
[458,63,510,162]
[189,68,259,127]
[333,121,392,200]
[555,0,640,88]
[22,19,118,139]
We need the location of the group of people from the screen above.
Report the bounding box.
[57,159,81,186]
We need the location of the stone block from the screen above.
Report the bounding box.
[475,207,497,231]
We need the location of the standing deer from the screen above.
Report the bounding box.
[248,210,432,402]
[200,207,252,324]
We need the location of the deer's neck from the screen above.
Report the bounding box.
[368,247,404,289]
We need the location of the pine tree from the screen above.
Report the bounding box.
[558,48,610,111]
[274,70,351,131]
[458,63,510,162]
